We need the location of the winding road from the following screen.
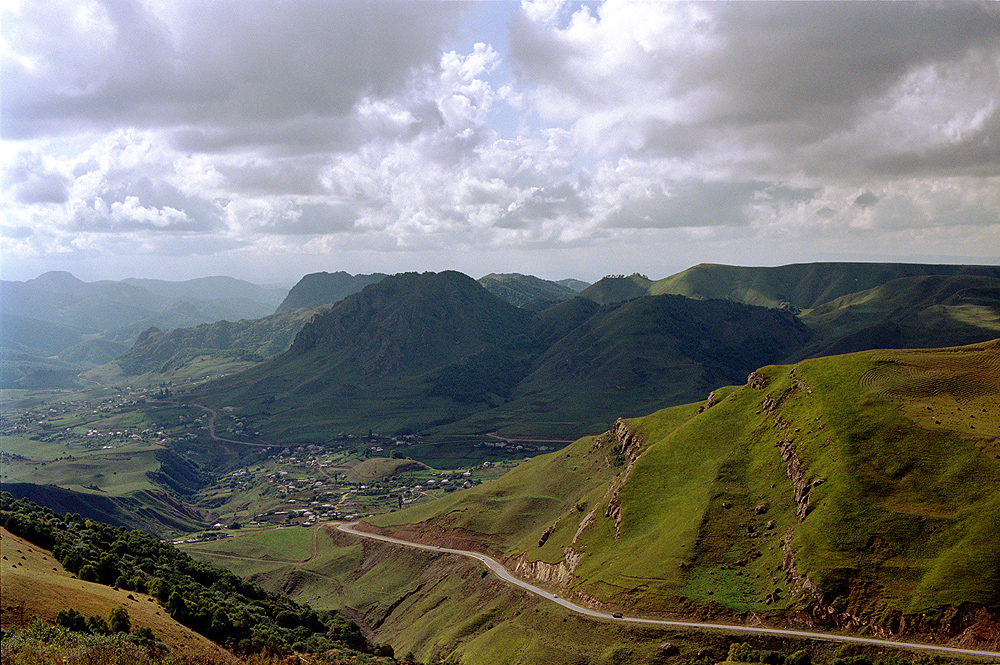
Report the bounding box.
[337,523,1000,660]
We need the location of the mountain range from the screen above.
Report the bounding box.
[189,263,998,444]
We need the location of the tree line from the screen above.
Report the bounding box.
[0,492,390,658]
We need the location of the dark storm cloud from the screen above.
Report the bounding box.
[854,191,879,209]
[2,0,469,142]
[703,2,999,132]
[866,107,1000,178]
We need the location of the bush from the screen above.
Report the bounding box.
[109,607,131,634]
[787,650,811,665]
[86,615,110,635]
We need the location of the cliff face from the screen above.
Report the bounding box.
[508,417,645,599]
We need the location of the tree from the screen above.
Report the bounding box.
[166,591,188,621]
[109,606,131,633]
[55,608,87,632]
[86,615,110,634]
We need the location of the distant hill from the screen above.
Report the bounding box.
[0,271,290,387]
[556,278,590,292]
[275,271,386,313]
[478,273,586,306]
[123,275,287,309]
[117,307,318,376]
[796,274,1000,358]
[367,340,1000,649]
[578,273,653,304]
[200,273,812,441]
[650,262,1000,310]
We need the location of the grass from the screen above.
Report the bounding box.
[0,527,235,660]
[366,340,1000,630]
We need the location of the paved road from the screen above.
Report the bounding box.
[337,523,1000,660]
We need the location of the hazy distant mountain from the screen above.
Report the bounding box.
[118,308,318,375]
[275,271,387,313]
[556,278,589,292]
[122,276,287,310]
[0,271,290,387]
[478,273,587,306]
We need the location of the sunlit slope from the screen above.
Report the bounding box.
[796,274,1000,359]
[650,262,1000,311]
[370,340,1000,631]
[0,528,234,659]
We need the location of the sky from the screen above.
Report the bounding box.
[2,0,998,285]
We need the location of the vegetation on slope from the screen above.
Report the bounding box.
[368,340,1000,646]
[0,494,386,657]
[275,271,386,314]
[796,275,1000,358]
[478,273,584,307]
[650,263,1000,311]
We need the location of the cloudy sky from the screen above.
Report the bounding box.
[2,0,998,285]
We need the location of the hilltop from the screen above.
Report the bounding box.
[275,271,387,314]
[197,272,815,442]
[478,273,587,307]
[650,262,1000,310]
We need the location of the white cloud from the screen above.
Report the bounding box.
[2,1,997,282]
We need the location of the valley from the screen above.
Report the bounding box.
[3,262,1000,664]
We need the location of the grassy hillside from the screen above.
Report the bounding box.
[0,527,235,659]
[368,340,1000,644]
[796,275,1000,359]
[464,294,811,436]
[478,273,583,306]
[650,262,1000,311]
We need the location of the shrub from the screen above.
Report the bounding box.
[109,607,131,634]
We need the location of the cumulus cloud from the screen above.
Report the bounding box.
[508,0,1000,177]
[2,0,468,144]
[3,151,70,204]
[1,1,997,281]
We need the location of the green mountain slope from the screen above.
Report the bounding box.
[478,273,584,307]
[651,262,1000,311]
[477,295,811,435]
[796,274,1000,358]
[369,340,1000,642]
[274,270,386,313]
[578,273,653,304]
[202,271,539,438]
